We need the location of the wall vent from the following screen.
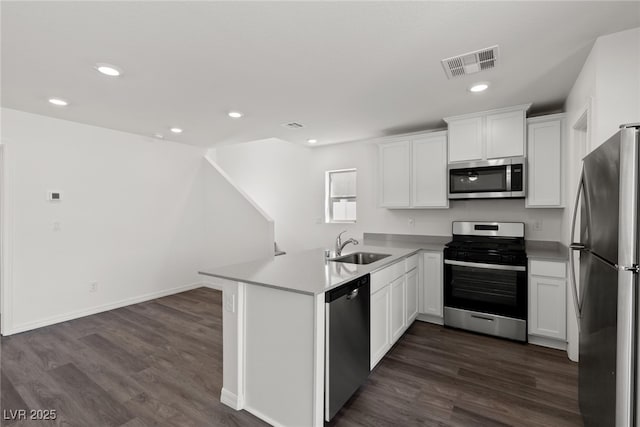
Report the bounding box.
[441,45,499,79]
[282,122,304,129]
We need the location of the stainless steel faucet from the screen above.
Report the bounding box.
[335,230,359,256]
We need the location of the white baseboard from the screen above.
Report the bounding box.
[243,405,286,427]
[416,313,444,325]
[220,388,243,410]
[528,334,568,352]
[201,280,223,291]
[5,281,211,336]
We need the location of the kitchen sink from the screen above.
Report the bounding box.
[330,252,391,265]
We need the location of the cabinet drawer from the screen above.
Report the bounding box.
[530,260,566,278]
[405,254,419,272]
[371,260,405,294]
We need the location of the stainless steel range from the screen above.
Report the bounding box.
[443,221,528,342]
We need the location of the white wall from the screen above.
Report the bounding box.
[565,27,640,154]
[215,137,565,254]
[1,108,273,334]
[592,27,640,147]
[202,157,274,274]
[213,138,317,254]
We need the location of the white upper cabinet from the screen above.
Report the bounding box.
[486,110,526,159]
[378,131,448,209]
[444,104,530,163]
[378,140,411,207]
[412,132,449,208]
[526,114,565,208]
[447,117,483,162]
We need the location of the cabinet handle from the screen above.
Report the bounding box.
[471,314,494,322]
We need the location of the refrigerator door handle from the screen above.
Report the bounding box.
[569,167,585,322]
[615,264,640,273]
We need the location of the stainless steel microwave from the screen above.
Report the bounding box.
[448,157,526,199]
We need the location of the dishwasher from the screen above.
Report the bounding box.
[325,274,370,421]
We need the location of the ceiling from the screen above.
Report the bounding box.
[2,2,639,147]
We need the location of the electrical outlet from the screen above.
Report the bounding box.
[533,220,543,231]
[408,217,415,228]
[89,281,98,293]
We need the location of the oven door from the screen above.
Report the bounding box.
[443,259,527,320]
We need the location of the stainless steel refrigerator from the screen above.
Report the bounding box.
[570,124,639,426]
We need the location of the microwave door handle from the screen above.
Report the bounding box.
[506,164,512,192]
[569,167,585,324]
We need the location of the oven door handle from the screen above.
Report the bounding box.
[444,259,526,272]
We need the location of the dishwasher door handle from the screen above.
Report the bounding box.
[346,289,359,299]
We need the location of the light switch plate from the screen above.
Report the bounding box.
[223,293,235,313]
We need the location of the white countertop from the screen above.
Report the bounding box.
[199,244,420,296]
[525,240,569,261]
[199,233,568,295]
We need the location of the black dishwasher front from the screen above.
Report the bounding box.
[325,274,370,421]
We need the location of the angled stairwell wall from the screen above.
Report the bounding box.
[201,151,275,284]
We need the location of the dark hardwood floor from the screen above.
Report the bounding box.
[330,322,582,427]
[1,288,582,426]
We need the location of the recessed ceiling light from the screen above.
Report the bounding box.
[469,83,489,93]
[307,139,318,144]
[170,127,183,134]
[48,98,69,106]
[95,63,122,77]
[228,111,243,119]
[153,133,164,139]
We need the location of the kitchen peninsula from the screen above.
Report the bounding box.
[199,243,427,427]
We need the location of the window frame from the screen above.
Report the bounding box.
[325,168,357,224]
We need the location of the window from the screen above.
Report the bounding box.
[325,169,357,223]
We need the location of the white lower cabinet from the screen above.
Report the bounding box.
[390,276,406,342]
[419,251,443,321]
[370,286,391,369]
[370,255,420,369]
[528,260,567,347]
[405,268,418,324]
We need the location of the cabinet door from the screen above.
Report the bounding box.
[405,268,418,324]
[370,286,391,369]
[412,134,449,208]
[390,276,406,343]
[448,117,483,162]
[486,110,526,159]
[378,141,411,207]
[529,276,567,340]
[526,119,563,207]
[421,252,443,317]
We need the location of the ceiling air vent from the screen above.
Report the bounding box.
[282,122,304,129]
[441,45,499,79]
